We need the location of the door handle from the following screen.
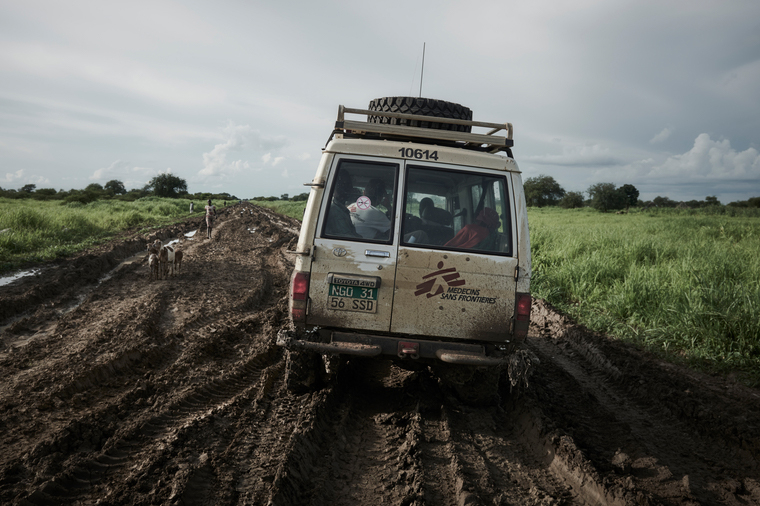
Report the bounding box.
[365,250,390,258]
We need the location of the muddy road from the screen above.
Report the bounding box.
[1,203,758,505]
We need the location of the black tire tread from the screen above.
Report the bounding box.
[367,96,473,133]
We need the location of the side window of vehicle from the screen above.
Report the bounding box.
[322,160,398,242]
[401,166,512,256]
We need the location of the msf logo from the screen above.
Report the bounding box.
[414,261,466,298]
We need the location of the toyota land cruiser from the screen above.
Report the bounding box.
[277,97,533,402]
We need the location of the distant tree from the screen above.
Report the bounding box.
[280,193,289,201]
[146,173,187,198]
[587,183,626,212]
[523,175,566,207]
[104,179,127,195]
[704,195,720,206]
[619,184,639,208]
[291,192,309,201]
[559,191,585,209]
[20,184,36,193]
[652,196,677,208]
[32,188,58,200]
[85,183,104,192]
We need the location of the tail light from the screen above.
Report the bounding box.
[290,271,310,323]
[513,292,531,340]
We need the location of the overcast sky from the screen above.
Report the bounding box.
[1,0,758,203]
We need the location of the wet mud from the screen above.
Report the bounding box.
[0,203,758,505]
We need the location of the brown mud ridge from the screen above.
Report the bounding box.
[0,203,758,505]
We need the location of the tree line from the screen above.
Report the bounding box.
[0,174,239,204]
[523,175,760,211]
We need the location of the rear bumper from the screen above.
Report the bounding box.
[276,329,508,366]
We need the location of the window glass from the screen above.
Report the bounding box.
[322,160,398,242]
[401,166,512,255]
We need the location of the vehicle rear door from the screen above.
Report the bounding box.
[390,163,518,342]
[307,156,400,332]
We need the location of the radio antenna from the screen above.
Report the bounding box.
[419,42,426,97]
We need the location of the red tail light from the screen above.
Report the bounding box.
[514,292,531,340]
[292,271,309,301]
[290,271,310,322]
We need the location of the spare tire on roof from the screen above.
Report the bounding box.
[367,97,473,133]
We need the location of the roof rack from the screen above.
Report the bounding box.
[331,105,514,154]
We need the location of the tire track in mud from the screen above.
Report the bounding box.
[527,299,760,505]
[267,358,623,505]
[3,204,760,505]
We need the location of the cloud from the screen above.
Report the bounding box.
[650,127,672,144]
[200,123,255,177]
[648,134,760,179]
[90,160,131,180]
[3,169,26,183]
[2,169,49,186]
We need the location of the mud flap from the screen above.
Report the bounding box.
[506,349,540,391]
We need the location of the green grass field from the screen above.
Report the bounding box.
[529,207,760,384]
[0,197,208,272]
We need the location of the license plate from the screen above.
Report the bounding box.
[328,284,378,313]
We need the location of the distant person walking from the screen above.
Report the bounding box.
[205,199,216,239]
[189,201,194,213]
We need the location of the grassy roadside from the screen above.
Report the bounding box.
[0,197,208,273]
[529,207,760,385]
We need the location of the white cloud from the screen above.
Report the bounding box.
[261,153,271,164]
[272,157,285,166]
[3,169,26,183]
[200,123,256,177]
[281,169,289,178]
[649,134,760,179]
[650,127,672,144]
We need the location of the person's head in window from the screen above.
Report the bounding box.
[419,197,434,217]
[476,207,500,231]
[364,179,387,207]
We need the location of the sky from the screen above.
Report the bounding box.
[1,0,759,203]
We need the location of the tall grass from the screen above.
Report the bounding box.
[529,207,760,384]
[0,197,202,272]
[251,200,307,220]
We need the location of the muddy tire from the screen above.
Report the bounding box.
[367,96,473,133]
[284,349,323,394]
[433,363,502,406]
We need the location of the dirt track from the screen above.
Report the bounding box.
[1,203,758,505]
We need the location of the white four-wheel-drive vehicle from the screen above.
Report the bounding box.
[277,97,534,403]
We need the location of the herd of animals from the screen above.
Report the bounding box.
[146,239,183,281]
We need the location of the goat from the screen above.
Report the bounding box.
[158,245,176,279]
[148,253,159,281]
[174,250,183,274]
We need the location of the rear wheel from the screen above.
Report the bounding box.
[367,97,473,133]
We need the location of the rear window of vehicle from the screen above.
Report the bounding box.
[401,165,513,256]
[321,159,399,243]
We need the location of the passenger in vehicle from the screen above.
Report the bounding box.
[444,207,500,250]
[324,170,361,238]
[348,178,391,240]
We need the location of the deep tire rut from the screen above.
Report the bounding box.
[1,203,758,505]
